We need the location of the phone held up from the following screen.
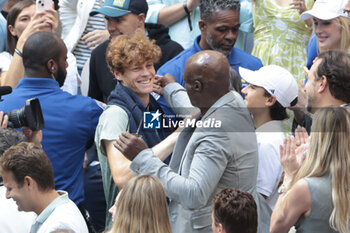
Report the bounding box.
[36,0,52,12]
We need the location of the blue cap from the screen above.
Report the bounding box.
[90,0,148,17]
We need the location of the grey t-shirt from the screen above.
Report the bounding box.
[295,174,338,233]
[95,105,128,228]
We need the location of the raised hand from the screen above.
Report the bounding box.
[153,73,177,96]
[22,126,43,146]
[280,134,307,187]
[83,29,109,50]
[290,0,307,14]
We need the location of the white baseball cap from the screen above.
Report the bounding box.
[300,0,349,21]
[239,65,298,108]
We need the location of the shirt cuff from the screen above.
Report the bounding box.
[130,148,154,174]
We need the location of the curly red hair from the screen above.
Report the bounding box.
[106,30,161,74]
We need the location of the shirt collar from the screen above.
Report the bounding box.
[17,77,60,90]
[256,120,284,133]
[35,191,69,224]
[30,190,69,233]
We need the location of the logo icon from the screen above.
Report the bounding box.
[113,0,125,7]
[143,110,162,129]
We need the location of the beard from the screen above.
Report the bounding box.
[306,94,317,113]
[205,31,233,56]
[56,66,67,87]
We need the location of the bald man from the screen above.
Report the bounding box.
[115,51,270,233]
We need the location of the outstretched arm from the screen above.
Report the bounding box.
[147,0,199,26]
[116,131,230,209]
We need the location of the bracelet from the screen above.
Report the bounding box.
[278,184,288,194]
[183,1,193,31]
[15,48,23,57]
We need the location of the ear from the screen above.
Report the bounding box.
[8,24,17,37]
[193,80,202,92]
[265,95,277,107]
[47,59,57,74]
[218,223,225,233]
[137,13,146,26]
[317,75,328,93]
[23,176,35,190]
[113,70,122,82]
[198,20,206,32]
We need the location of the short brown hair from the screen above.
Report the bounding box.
[0,142,55,191]
[213,188,257,233]
[106,30,161,74]
[316,50,350,103]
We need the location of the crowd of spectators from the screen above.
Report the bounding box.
[0,0,350,233]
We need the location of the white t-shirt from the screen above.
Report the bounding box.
[0,51,79,95]
[0,186,35,233]
[30,190,88,233]
[0,51,12,72]
[256,120,285,210]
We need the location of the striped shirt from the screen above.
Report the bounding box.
[73,0,106,69]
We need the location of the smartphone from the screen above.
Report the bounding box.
[36,0,52,12]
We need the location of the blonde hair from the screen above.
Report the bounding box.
[106,30,161,74]
[109,175,172,233]
[318,16,350,53]
[293,107,350,233]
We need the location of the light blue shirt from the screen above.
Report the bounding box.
[30,191,70,233]
[0,0,8,10]
[145,0,201,49]
[0,14,7,52]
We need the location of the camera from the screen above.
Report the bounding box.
[7,98,45,131]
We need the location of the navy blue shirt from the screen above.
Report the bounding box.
[0,78,103,204]
[153,35,263,115]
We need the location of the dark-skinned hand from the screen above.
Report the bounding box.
[113,131,148,161]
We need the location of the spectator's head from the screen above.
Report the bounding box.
[240,65,298,121]
[183,50,230,114]
[109,174,172,233]
[90,0,148,37]
[0,128,26,156]
[300,0,350,53]
[199,0,240,56]
[229,67,242,94]
[0,128,26,184]
[22,31,68,87]
[304,50,350,113]
[212,188,257,233]
[106,31,161,97]
[0,142,55,212]
[6,0,35,55]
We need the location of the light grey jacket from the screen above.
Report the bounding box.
[131,84,271,233]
